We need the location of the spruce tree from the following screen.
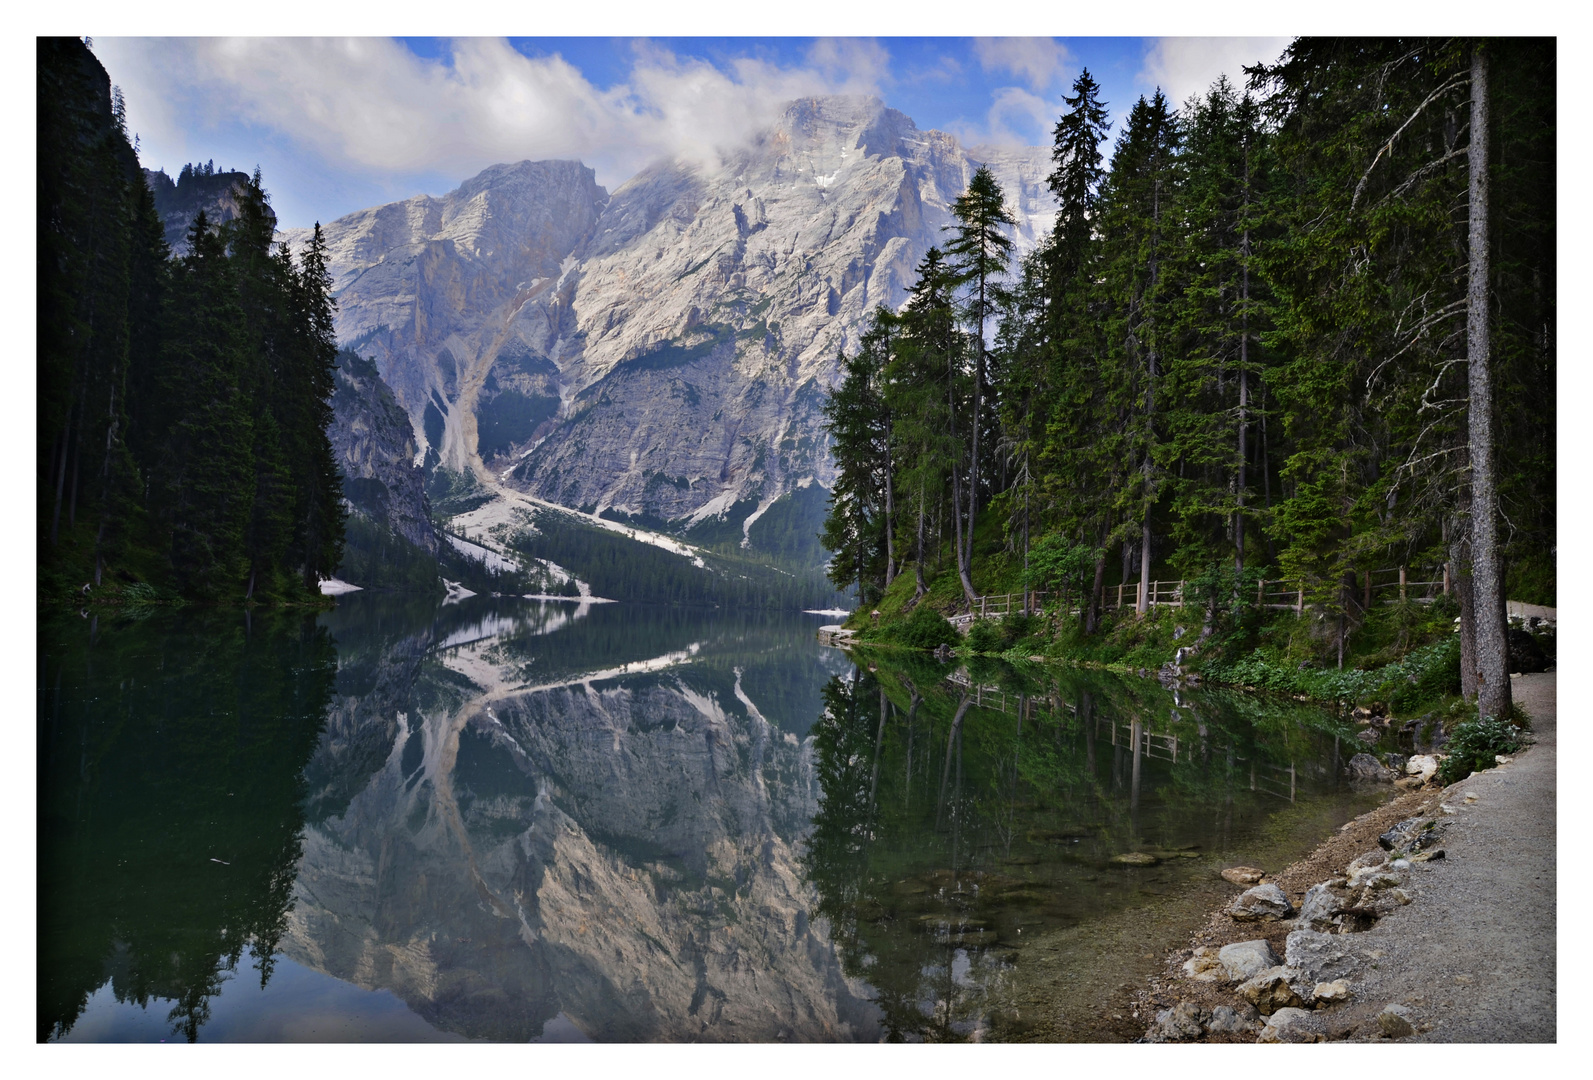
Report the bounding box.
[944,166,1015,602]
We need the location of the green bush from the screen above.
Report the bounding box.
[1436,715,1522,785]
[966,619,1002,653]
[891,604,962,650]
[998,611,1038,646]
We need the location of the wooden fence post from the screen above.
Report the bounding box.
[1442,564,1450,595]
[1257,578,1265,605]
[1364,569,1372,611]
[1296,588,1304,615]
[1399,566,1407,602]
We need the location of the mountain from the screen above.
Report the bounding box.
[282,97,1055,558]
[144,165,268,253]
[328,349,443,591]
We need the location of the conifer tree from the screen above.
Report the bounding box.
[944,167,1015,601]
[1096,91,1181,613]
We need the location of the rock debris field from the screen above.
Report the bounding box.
[1138,671,1555,1043]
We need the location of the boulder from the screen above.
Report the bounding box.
[1411,848,1445,863]
[1406,755,1441,783]
[1236,966,1305,1014]
[1229,882,1294,921]
[1182,947,1224,982]
[1377,1003,1415,1038]
[1347,866,1402,891]
[1145,1000,1208,1042]
[1256,1007,1322,1043]
[1206,1003,1262,1035]
[1356,728,1381,745]
[1345,752,1395,783]
[1297,883,1341,931]
[1285,930,1360,987]
[1313,980,1353,1006]
[1346,849,1388,875]
[1218,939,1282,982]
[1507,628,1549,674]
[1379,816,1442,854]
[1221,866,1266,886]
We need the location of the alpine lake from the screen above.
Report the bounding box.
[39,593,1390,1043]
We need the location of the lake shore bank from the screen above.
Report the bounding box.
[1134,670,1556,1042]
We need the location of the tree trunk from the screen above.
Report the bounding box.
[1466,46,1510,721]
[1138,518,1152,616]
[1451,538,1479,701]
[1086,547,1106,634]
[50,407,73,546]
[1236,250,1249,571]
[914,479,927,597]
[883,435,896,589]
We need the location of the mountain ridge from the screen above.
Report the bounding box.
[282,95,1056,560]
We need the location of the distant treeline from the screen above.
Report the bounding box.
[39,37,344,604]
[510,510,845,609]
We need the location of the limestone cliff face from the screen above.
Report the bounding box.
[281,160,608,478]
[329,350,439,557]
[144,167,268,253]
[284,97,1053,537]
[283,602,881,1041]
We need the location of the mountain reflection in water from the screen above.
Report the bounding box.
[39,597,1376,1043]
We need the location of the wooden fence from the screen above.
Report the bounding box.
[949,565,1450,627]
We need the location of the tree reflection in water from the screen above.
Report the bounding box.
[800,650,1358,1041]
[38,609,335,1043]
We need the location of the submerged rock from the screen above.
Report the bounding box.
[1345,753,1395,783]
[1221,866,1266,886]
[1111,851,1160,867]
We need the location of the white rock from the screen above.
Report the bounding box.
[1218,939,1281,982]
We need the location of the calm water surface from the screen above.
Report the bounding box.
[39,595,1381,1042]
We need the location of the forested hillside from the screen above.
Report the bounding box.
[39,37,346,605]
[823,39,1553,720]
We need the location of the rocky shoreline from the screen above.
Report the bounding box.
[1134,671,1556,1043]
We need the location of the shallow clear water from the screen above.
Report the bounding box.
[39,596,1380,1042]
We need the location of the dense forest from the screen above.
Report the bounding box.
[822,39,1554,722]
[38,37,345,605]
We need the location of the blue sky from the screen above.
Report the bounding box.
[92,36,1291,230]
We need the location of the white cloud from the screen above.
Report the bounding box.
[1137,37,1292,111]
[93,36,891,196]
[972,38,1072,95]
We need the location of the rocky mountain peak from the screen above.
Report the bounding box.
[292,95,1057,550]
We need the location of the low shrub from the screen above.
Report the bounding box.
[1436,715,1522,785]
[882,603,961,650]
[966,619,1002,653]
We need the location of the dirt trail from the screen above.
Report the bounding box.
[1142,671,1556,1042]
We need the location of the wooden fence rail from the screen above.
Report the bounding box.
[950,565,1450,628]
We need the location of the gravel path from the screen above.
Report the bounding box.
[1143,671,1556,1042]
[1357,671,1557,1042]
